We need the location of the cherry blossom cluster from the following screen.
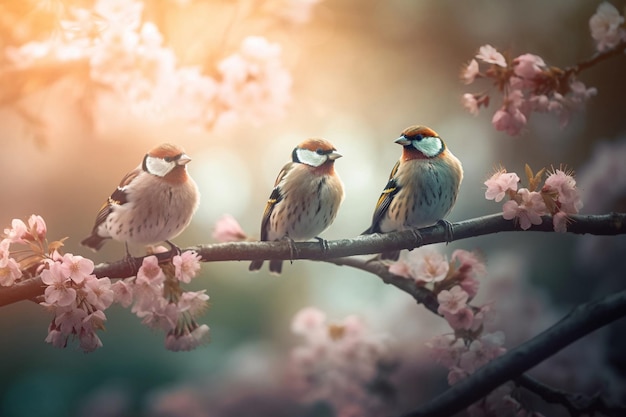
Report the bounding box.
[589,2,626,52]
[485,164,583,232]
[1,215,112,352]
[459,2,626,136]
[112,251,209,352]
[2,215,209,352]
[1,214,63,286]
[3,0,321,133]
[390,248,545,415]
[41,254,114,352]
[461,43,597,136]
[289,307,394,417]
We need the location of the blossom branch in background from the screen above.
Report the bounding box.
[461,2,626,136]
[401,288,626,417]
[0,0,321,141]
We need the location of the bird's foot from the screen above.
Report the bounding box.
[409,227,423,250]
[283,236,298,265]
[165,240,182,257]
[314,236,330,254]
[437,219,454,244]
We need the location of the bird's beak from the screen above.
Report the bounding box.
[328,151,343,160]
[177,154,192,165]
[394,137,411,146]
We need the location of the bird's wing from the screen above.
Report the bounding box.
[91,167,142,231]
[365,161,401,234]
[259,163,292,241]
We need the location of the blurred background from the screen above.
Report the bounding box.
[1,0,625,416]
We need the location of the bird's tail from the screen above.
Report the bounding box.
[80,234,108,252]
[249,260,264,272]
[269,260,283,275]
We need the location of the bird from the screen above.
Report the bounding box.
[81,143,200,255]
[249,138,345,275]
[363,125,463,260]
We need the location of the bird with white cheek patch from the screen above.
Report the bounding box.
[249,138,345,275]
[363,125,463,260]
[81,143,200,255]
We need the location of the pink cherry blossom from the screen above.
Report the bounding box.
[4,219,28,243]
[79,327,103,353]
[45,327,67,349]
[291,306,327,339]
[388,259,411,278]
[0,257,22,287]
[409,249,450,283]
[426,334,466,368]
[462,93,480,115]
[83,276,115,311]
[476,44,507,67]
[173,251,202,283]
[55,307,88,335]
[438,285,469,315]
[217,36,292,125]
[111,279,134,308]
[552,211,569,233]
[492,105,527,136]
[589,2,625,51]
[459,332,505,373]
[212,214,247,242]
[444,307,475,330]
[178,290,209,316]
[60,254,94,284]
[512,53,546,82]
[27,214,47,240]
[484,170,520,202]
[461,59,479,84]
[136,255,165,286]
[544,169,583,214]
[502,188,547,230]
[165,323,210,352]
[137,298,178,331]
[41,263,77,307]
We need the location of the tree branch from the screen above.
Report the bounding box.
[515,374,626,417]
[1,212,624,307]
[326,256,440,315]
[400,289,626,417]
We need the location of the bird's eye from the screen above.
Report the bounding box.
[164,156,173,162]
[316,149,324,155]
[415,134,423,141]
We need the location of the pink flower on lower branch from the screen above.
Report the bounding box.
[502,188,547,230]
[437,285,469,315]
[289,307,393,417]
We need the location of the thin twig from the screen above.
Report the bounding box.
[515,374,626,417]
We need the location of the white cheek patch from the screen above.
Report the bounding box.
[295,148,327,167]
[145,156,175,177]
[413,137,443,158]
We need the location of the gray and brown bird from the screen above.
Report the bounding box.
[363,125,463,260]
[81,143,200,254]
[249,138,345,274]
